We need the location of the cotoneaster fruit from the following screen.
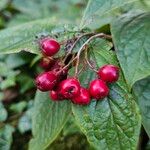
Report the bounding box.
[35,71,57,91]
[59,78,80,99]
[98,64,119,83]
[72,87,90,105]
[40,38,60,56]
[89,79,109,100]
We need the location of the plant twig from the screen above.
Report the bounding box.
[63,32,94,63]
[85,49,98,73]
[77,62,86,76]
[75,33,111,76]
[57,55,77,75]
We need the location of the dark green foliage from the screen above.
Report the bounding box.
[0,0,150,150]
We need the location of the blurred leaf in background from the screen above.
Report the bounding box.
[0,125,15,150]
[0,102,8,122]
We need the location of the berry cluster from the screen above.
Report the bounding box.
[35,37,119,105]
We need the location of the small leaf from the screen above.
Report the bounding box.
[133,76,150,137]
[0,76,16,90]
[18,105,33,134]
[0,62,19,77]
[0,102,8,122]
[10,101,27,113]
[17,74,35,94]
[72,48,141,149]
[80,0,150,29]
[111,12,150,88]
[0,125,15,150]
[29,91,71,150]
[0,0,8,11]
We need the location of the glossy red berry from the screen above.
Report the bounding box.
[72,87,90,105]
[59,78,80,99]
[50,90,64,101]
[35,72,57,91]
[40,38,60,56]
[98,65,119,83]
[89,79,109,100]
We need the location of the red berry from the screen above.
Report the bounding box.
[50,90,64,101]
[72,87,90,105]
[50,90,58,101]
[35,72,57,91]
[98,65,119,83]
[89,79,109,100]
[39,57,55,70]
[59,78,80,99]
[40,38,60,56]
[56,68,68,82]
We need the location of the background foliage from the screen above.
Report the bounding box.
[0,0,150,150]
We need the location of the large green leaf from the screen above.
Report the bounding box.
[72,48,141,149]
[133,77,150,137]
[9,0,85,26]
[13,0,85,20]
[111,12,150,89]
[80,0,150,29]
[29,91,71,150]
[0,18,76,55]
[0,19,56,55]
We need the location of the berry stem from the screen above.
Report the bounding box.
[85,49,98,73]
[63,32,94,63]
[59,40,68,45]
[75,33,111,76]
[77,62,86,76]
[57,55,77,75]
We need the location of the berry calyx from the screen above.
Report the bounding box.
[35,71,57,91]
[72,87,90,105]
[59,78,80,99]
[40,38,60,56]
[97,64,119,83]
[50,90,64,101]
[89,79,109,100]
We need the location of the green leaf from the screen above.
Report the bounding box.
[5,53,30,69]
[111,12,150,88]
[62,115,82,136]
[18,102,33,134]
[0,76,16,90]
[29,91,71,150]
[133,77,150,137]
[0,18,56,55]
[10,101,27,113]
[0,62,19,77]
[9,0,85,26]
[0,0,8,10]
[80,0,150,29]
[0,125,15,150]
[0,102,8,122]
[0,17,80,55]
[72,48,141,149]
[17,74,35,94]
[146,140,150,150]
